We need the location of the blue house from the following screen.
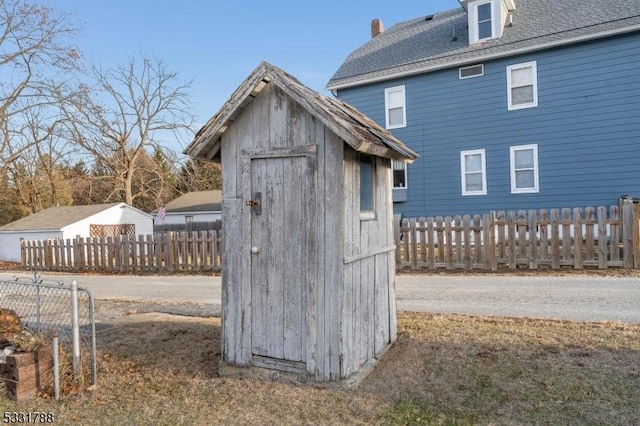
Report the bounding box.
[328,0,640,218]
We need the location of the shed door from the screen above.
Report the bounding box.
[246,153,314,364]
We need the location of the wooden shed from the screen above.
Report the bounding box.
[185,62,418,385]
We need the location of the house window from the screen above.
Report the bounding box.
[507,61,538,110]
[510,144,539,193]
[384,85,406,129]
[360,154,375,217]
[460,149,487,196]
[392,160,407,189]
[185,215,194,223]
[459,64,484,79]
[477,2,493,40]
[469,1,494,44]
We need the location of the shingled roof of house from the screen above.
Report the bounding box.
[328,0,640,89]
[162,190,222,214]
[0,203,121,232]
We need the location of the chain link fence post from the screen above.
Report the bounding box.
[0,276,97,390]
[70,280,81,380]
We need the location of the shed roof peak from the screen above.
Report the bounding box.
[185,61,418,163]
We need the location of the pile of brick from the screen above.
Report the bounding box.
[0,309,52,401]
[1,348,52,401]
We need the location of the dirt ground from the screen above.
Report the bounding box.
[17,311,640,425]
[0,261,21,270]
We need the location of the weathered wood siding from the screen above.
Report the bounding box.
[219,78,399,382]
[314,124,344,381]
[220,83,346,380]
[341,147,396,378]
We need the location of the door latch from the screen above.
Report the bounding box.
[246,192,262,215]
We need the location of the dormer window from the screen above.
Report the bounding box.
[469,1,495,44]
[477,2,493,40]
[463,0,516,45]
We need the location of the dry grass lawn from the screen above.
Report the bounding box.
[0,312,638,425]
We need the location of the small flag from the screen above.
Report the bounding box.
[157,205,167,223]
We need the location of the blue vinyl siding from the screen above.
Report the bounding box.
[337,33,640,218]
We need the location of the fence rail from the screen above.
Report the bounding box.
[21,231,222,272]
[153,220,222,233]
[394,202,640,271]
[20,202,640,273]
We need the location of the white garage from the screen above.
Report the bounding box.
[0,203,153,262]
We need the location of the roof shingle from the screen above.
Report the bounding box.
[163,190,222,214]
[0,203,121,232]
[328,0,640,89]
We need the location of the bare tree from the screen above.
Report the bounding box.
[7,107,76,213]
[0,169,24,225]
[0,0,80,171]
[175,158,222,194]
[63,55,194,207]
[128,148,177,211]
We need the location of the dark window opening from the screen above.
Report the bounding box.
[360,154,375,213]
[477,3,492,39]
[459,64,484,79]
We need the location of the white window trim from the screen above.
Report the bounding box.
[460,149,487,196]
[507,61,538,111]
[392,160,408,189]
[384,85,406,129]
[510,144,539,194]
[469,0,496,44]
[459,64,484,79]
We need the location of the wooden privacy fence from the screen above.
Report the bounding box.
[19,202,640,273]
[153,220,222,233]
[395,202,640,271]
[21,231,222,272]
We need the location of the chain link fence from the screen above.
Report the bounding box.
[0,273,96,386]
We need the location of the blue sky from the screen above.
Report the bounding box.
[51,0,460,148]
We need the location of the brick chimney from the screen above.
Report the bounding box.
[371,19,384,38]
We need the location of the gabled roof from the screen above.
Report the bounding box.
[0,203,122,232]
[185,61,418,163]
[328,0,640,90]
[161,190,222,214]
